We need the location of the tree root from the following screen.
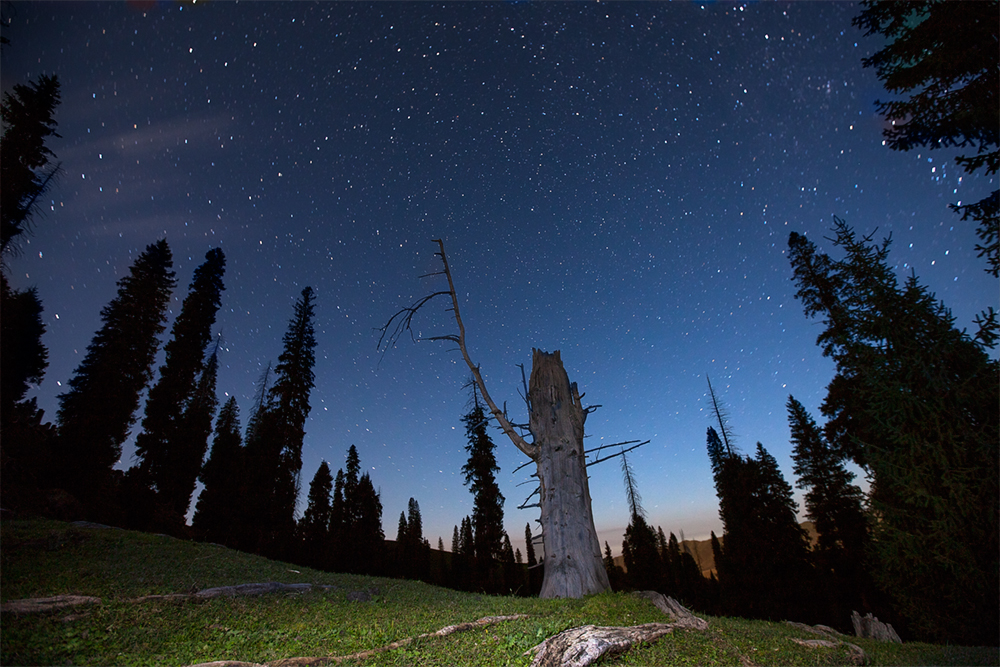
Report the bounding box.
[186,615,529,667]
[785,621,867,665]
[525,592,709,667]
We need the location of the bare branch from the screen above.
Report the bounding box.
[587,440,650,467]
[377,239,538,459]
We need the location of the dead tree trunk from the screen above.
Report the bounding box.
[378,240,612,599]
[530,349,610,598]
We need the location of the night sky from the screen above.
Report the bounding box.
[3,1,995,558]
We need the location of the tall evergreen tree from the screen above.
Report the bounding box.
[619,450,659,591]
[55,240,175,513]
[788,221,999,644]
[352,472,385,575]
[524,522,537,567]
[788,395,869,628]
[134,248,225,516]
[240,287,317,558]
[165,345,220,519]
[706,426,813,621]
[192,395,243,546]
[328,468,346,571]
[1,73,61,257]
[299,461,333,569]
[460,393,505,589]
[853,1,1000,275]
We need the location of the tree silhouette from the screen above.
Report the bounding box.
[240,287,317,558]
[788,220,999,644]
[192,395,243,546]
[619,450,659,592]
[299,460,333,569]
[461,392,505,591]
[788,395,870,629]
[853,1,999,275]
[134,248,225,518]
[1,74,61,257]
[54,240,175,516]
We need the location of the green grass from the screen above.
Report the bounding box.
[2,518,997,666]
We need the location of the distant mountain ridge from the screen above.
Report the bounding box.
[615,522,819,578]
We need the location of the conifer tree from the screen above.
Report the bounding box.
[55,240,175,513]
[135,249,225,515]
[352,472,385,575]
[240,287,317,557]
[328,468,346,571]
[299,461,333,569]
[788,221,999,643]
[524,523,537,567]
[166,345,220,519]
[461,394,505,589]
[619,449,659,591]
[1,74,61,256]
[192,396,243,545]
[853,1,999,275]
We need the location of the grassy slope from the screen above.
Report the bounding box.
[1,519,996,667]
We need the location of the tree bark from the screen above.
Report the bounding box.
[529,349,610,598]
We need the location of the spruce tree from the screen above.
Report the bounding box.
[352,472,385,575]
[524,523,537,567]
[461,395,505,589]
[1,74,61,256]
[192,395,243,546]
[619,450,659,591]
[788,221,999,643]
[134,248,225,516]
[165,345,220,520]
[241,287,317,557]
[299,461,333,569]
[55,240,175,512]
[0,275,53,504]
[788,395,869,628]
[328,468,346,571]
[853,1,999,275]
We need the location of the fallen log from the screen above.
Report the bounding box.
[0,595,101,614]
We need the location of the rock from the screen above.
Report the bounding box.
[851,611,901,643]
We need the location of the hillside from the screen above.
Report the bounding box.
[2,518,996,666]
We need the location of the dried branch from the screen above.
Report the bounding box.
[587,440,650,467]
[377,239,537,459]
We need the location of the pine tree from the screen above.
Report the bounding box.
[1,74,61,257]
[853,1,1000,275]
[787,396,867,567]
[619,450,659,591]
[788,221,999,643]
[55,240,175,513]
[461,396,505,589]
[352,472,385,575]
[524,523,537,567]
[166,345,220,520]
[328,468,346,571]
[0,274,53,505]
[192,396,243,546]
[240,287,317,558]
[788,395,869,627]
[134,248,225,516]
[299,461,333,569]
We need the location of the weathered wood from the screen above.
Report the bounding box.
[0,594,101,614]
[851,610,901,643]
[633,591,709,630]
[526,623,676,667]
[530,349,610,599]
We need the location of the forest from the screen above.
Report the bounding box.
[1,0,997,648]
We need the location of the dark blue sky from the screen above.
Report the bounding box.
[3,1,994,557]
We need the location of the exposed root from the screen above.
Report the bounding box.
[525,593,709,667]
[0,595,101,614]
[784,620,867,665]
[187,615,529,667]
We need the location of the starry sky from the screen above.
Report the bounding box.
[3,1,995,559]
